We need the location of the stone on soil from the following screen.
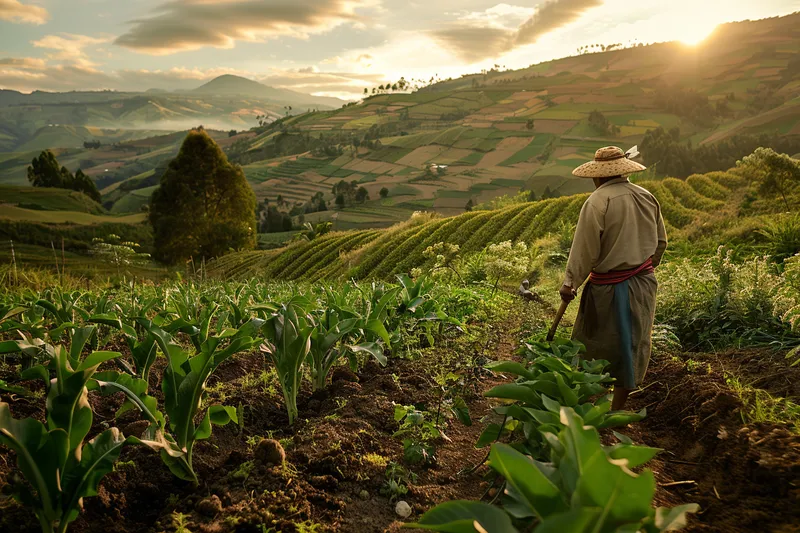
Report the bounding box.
[395,500,412,518]
[254,438,285,465]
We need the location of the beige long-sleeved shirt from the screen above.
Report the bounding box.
[563,177,667,288]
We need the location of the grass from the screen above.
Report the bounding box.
[0,185,105,214]
[0,205,147,225]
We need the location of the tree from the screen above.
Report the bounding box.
[526,119,535,131]
[355,186,369,203]
[149,129,257,264]
[379,187,389,199]
[465,199,474,212]
[737,148,800,210]
[71,169,101,203]
[27,150,67,188]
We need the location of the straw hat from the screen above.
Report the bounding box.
[572,146,646,178]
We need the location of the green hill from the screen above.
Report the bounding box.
[0,185,105,214]
[207,168,753,282]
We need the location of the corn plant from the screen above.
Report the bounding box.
[307,308,386,391]
[0,334,131,533]
[407,408,699,533]
[260,298,313,424]
[137,316,263,483]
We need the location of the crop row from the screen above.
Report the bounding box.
[0,276,475,533]
[409,337,699,531]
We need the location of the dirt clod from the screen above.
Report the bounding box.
[254,439,285,466]
[196,495,223,517]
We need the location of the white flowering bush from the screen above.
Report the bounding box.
[484,241,531,292]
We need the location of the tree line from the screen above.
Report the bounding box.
[27,150,102,203]
[640,127,800,178]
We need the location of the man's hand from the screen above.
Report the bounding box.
[559,284,577,303]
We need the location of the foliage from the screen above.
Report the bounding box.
[393,404,440,465]
[26,150,101,204]
[407,410,698,533]
[149,130,258,264]
[737,148,799,210]
[657,247,800,349]
[484,241,531,290]
[90,234,151,276]
[0,330,131,533]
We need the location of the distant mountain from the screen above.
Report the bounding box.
[192,75,345,109]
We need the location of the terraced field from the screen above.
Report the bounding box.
[208,168,749,281]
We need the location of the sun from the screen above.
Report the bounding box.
[676,20,719,46]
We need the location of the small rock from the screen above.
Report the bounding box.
[196,495,223,517]
[358,490,369,501]
[395,500,412,519]
[254,439,285,466]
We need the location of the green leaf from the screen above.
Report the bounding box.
[60,428,132,526]
[654,504,701,531]
[485,361,536,380]
[403,500,518,532]
[608,444,662,468]
[488,443,567,520]
[597,408,647,429]
[533,508,603,533]
[76,351,120,372]
[476,423,505,448]
[349,341,387,366]
[554,373,579,407]
[484,384,539,405]
[451,397,471,426]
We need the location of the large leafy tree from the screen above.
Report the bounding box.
[149,129,257,263]
[71,169,102,203]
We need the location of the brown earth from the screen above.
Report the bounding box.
[1,302,798,533]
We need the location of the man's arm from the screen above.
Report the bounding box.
[562,200,603,299]
[653,208,667,267]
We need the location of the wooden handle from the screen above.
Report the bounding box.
[546,300,570,341]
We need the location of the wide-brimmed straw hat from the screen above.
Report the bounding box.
[572,146,646,178]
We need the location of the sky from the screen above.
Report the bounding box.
[0,0,798,100]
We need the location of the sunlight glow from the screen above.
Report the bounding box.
[675,20,720,46]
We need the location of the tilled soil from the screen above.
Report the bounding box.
[1,307,799,533]
[625,352,800,533]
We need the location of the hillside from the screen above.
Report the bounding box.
[207,168,753,282]
[207,13,800,223]
[0,86,342,153]
[1,13,798,227]
[193,75,345,108]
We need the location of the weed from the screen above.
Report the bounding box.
[362,453,389,467]
[726,374,800,429]
[171,512,193,533]
[231,460,256,482]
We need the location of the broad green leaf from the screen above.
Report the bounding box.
[485,384,539,405]
[485,361,536,380]
[534,508,603,533]
[608,444,662,468]
[489,443,567,520]
[404,500,518,533]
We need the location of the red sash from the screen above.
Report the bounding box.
[589,257,654,285]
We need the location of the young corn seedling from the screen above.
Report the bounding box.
[260,298,313,424]
[134,316,264,483]
[0,330,132,533]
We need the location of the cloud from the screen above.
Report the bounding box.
[115,0,378,55]
[0,0,49,24]
[515,0,603,46]
[32,33,112,67]
[432,0,603,62]
[0,56,47,69]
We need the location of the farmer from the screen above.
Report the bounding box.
[560,146,667,411]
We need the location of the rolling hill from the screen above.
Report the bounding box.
[206,168,754,282]
[193,75,345,108]
[1,13,798,229]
